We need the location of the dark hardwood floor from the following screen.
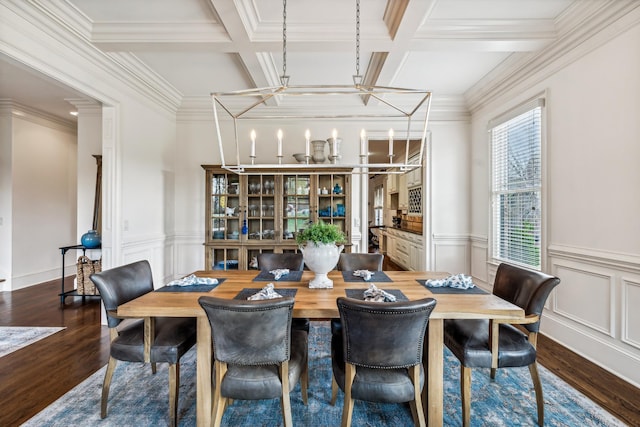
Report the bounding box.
[0,277,110,426]
[1,270,638,426]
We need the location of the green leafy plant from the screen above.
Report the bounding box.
[296,221,346,245]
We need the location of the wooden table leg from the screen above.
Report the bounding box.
[196,315,212,427]
[426,318,443,427]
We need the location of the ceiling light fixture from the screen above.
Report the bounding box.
[210,0,431,175]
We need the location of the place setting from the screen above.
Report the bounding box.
[234,283,298,300]
[155,274,226,292]
[340,270,393,283]
[417,273,487,294]
[345,283,408,302]
[253,268,304,282]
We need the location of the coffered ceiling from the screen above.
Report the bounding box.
[1,0,605,122]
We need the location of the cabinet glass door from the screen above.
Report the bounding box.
[282,174,311,241]
[317,173,348,237]
[209,247,239,270]
[246,174,276,241]
[209,172,241,241]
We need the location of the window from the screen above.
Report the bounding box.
[373,184,384,226]
[490,99,544,269]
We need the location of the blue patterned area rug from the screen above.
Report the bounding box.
[0,326,65,358]
[24,322,624,427]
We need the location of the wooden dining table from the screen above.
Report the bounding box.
[117,269,524,427]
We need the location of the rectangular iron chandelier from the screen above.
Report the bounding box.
[210,0,432,175]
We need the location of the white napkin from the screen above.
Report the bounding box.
[425,273,475,289]
[363,284,396,302]
[248,283,283,300]
[353,270,374,281]
[167,274,218,287]
[269,268,290,280]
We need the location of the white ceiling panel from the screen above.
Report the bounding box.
[429,0,573,20]
[3,0,611,121]
[70,0,218,22]
[395,51,511,93]
[135,52,251,95]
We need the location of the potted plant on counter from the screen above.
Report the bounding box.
[296,221,346,288]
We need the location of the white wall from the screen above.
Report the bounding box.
[2,1,180,289]
[0,105,13,289]
[469,21,640,387]
[11,112,77,290]
[429,121,471,274]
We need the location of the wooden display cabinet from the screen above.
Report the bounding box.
[202,166,351,270]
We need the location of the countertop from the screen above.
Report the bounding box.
[384,226,423,236]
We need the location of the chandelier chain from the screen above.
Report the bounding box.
[281,0,288,84]
[355,0,361,78]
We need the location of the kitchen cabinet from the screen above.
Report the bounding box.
[406,166,422,188]
[203,166,351,270]
[385,228,424,271]
[398,173,408,210]
[386,173,398,193]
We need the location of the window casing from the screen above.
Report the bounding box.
[490,100,544,270]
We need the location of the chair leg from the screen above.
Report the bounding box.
[490,367,496,379]
[460,366,471,427]
[529,362,545,426]
[212,361,228,427]
[331,376,339,406]
[169,363,179,427]
[409,365,426,427]
[151,362,157,374]
[280,361,293,427]
[301,357,309,405]
[101,357,118,418]
[341,363,356,427]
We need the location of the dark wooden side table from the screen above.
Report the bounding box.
[59,244,101,305]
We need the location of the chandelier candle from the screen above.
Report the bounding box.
[332,129,338,156]
[388,128,394,158]
[250,130,256,158]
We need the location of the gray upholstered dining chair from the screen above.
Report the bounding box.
[198,296,309,427]
[332,252,386,335]
[257,252,309,332]
[331,296,437,427]
[443,263,560,427]
[336,253,384,271]
[89,260,196,427]
[257,252,304,271]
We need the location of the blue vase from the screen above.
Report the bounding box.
[81,230,101,248]
[333,183,342,194]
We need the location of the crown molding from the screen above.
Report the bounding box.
[0,99,77,132]
[465,0,640,112]
[177,94,470,123]
[91,21,230,44]
[5,1,182,115]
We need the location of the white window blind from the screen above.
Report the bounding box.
[491,102,542,269]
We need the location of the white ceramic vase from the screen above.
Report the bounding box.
[299,241,344,288]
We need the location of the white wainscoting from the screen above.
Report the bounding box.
[546,244,640,388]
[432,234,470,275]
[470,235,489,288]
[121,234,168,288]
[173,232,205,279]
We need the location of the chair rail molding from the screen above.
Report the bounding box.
[545,246,640,388]
[548,244,640,274]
